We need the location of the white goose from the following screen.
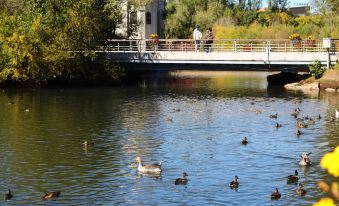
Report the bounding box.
[135,157,162,174]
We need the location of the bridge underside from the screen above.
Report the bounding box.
[106,51,337,71]
[120,63,309,72]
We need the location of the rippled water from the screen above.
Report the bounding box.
[0,71,338,205]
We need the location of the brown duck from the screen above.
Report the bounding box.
[287,170,299,184]
[271,188,281,200]
[229,176,239,188]
[42,191,61,200]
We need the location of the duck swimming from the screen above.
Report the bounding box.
[287,170,299,184]
[269,113,278,119]
[241,137,248,145]
[296,183,307,196]
[4,189,13,201]
[229,176,239,188]
[175,172,188,185]
[296,129,302,136]
[83,141,94,149]
[135,156,162,174]
[271,188,281,200]
[299,152,311,166]
[307,118,315,125]
[42,191,61,200]
[276,123,282,128]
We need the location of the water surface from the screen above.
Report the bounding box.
[0,71,338,205]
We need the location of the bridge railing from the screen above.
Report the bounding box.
[103,39,338,53]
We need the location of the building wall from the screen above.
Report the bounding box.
[117,0,165,39]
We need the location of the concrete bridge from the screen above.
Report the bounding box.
[101,39,338,70]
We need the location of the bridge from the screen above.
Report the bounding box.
[101,39,339,70]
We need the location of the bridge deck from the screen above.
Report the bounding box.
[102,39,339,66]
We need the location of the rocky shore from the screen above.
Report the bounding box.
[284,68,339,93]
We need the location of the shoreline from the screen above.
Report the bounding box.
[284,69,339,93]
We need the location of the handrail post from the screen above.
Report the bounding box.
[118,43,120,51]
[234,41,237,52]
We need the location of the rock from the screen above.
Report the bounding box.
[284,82,319,91]
[325,88,336,92]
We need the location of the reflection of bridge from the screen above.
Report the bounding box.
[101,39,338,69]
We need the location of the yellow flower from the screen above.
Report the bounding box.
[321,146,339,177]
[148,33,158,39]
[313,198,335,206]
[289,33,301,40]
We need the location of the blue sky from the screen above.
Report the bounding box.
[262,0,310,7]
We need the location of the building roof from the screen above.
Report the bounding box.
[289,6,309,16]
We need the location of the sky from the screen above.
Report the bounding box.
[262,0,310,7]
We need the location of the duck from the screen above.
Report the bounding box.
[255,109,262,115]
[299,152,311,166]
[175,172,188,185]
[291,112,298,118]
[296,129,303,136]
[4,189,13,201]
[291,109,300,118]
[287,170,299,184]
[307,118,315,125]
[241,137,248,145]
[296,183,307,196]
[271,188,281,200]
[297,120,308,129]
[269,113,278,119]
[83,141,94,149]
[229,176,239,188]
[276,123,282,128]
[135,156,162,174]
[317,114,322,120]
[42,191,61,200]
[165,117,173,122]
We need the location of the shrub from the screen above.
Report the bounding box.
[309,60,324,79]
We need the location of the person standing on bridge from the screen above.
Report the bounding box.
[193,25,202,52]
[205,27,214,53]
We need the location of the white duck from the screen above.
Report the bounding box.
[299,152,311,166]
[135,156,162,174]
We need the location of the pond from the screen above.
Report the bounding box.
[0,71,338,205]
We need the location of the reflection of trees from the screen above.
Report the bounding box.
[167,71,268,97]
[0,88,162,194]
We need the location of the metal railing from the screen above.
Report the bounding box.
[101,39,339,53]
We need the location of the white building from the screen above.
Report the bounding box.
[116,0,166,39]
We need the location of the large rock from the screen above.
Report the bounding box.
[319,69,339,90]
[284,82,319,91]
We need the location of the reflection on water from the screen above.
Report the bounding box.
[0,71,338,205]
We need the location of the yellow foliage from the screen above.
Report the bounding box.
[313,198,335,206]
[321,146,339,177]
[31,16,41,33]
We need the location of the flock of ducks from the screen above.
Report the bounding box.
[4,190,60,201]
[132,106,319,201]
[3,107,337,202]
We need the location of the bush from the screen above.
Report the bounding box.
[309,60,324,79]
